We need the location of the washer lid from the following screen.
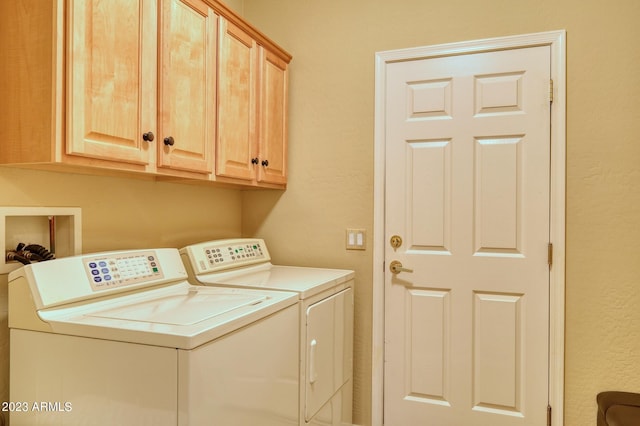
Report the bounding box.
[38,283,297,349]
[196,265,355,299]
[87,290,267,326]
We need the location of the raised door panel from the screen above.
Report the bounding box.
[66,0,156,166]
[216,18,258,181]
[257,48,288,185]
[158,0,216,175]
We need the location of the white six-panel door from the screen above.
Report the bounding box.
[383,45,551,425]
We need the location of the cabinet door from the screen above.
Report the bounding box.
[66,0,156,165]
[258,48,288,185]
[216,18,258,181]
[158,0,216,175]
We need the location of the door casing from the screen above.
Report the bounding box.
[372,30,566,426]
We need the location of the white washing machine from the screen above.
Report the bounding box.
[180,238,354,426]
[8,248,299,426]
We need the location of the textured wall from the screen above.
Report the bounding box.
[241,0,640,425]
[2,1,639,425]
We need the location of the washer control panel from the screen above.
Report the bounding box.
[84,250,164,292]
[185,239,271,274]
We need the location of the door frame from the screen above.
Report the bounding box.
[372,30,566,426]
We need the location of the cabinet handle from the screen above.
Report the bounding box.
[261,159,269,167]
[163,136,175,146]
[251,157,259,165]
[142,132,154,142]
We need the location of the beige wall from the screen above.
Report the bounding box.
[241,0,640,425]
[2,1,639,425]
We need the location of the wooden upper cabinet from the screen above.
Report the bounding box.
[66,0,157,167]
[158,0,217,175]
[216,17,258,182]
[257,48,288,185]
[0,0,290,187]
[216,17,290,187]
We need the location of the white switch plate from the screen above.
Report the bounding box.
[346,228,366,250]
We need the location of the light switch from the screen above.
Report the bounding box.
[346,228,366,250]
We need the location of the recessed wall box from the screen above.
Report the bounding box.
[0,207,82,274]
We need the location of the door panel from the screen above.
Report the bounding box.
[258,49,288,184]
[216,18,258,181]
[475,137,521,252]
[384,46,551,425]
[66,0,155,165]
[406,140,451,252]
[473,292,522,412]
[404,288,450,404]
[158,0,216,174]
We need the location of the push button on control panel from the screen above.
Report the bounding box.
[205,248,225,265]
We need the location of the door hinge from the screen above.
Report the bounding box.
[547,404,552,426]
[548,242,553,267]
[549,79,554,103]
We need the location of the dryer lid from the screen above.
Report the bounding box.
[196,265,354,299]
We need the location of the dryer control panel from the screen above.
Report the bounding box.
[181,239,271,274]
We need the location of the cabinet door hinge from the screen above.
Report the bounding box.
[548,243,553,267]
[549,79,554,103]
[547,404,552,426]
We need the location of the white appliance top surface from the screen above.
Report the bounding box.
[180,238,354,299]
[9,248,298,349]
[195,264,355,299]
[39,282,297,349]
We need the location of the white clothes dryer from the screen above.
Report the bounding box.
[8,248,299,426]
[180,238,354,426]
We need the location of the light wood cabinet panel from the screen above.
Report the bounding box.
[216,17,258,182]
[257,48,288,185]
[158,0,216,175]
[0,0,57,165]
[66,0,156,167]
[216,20,290,187]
